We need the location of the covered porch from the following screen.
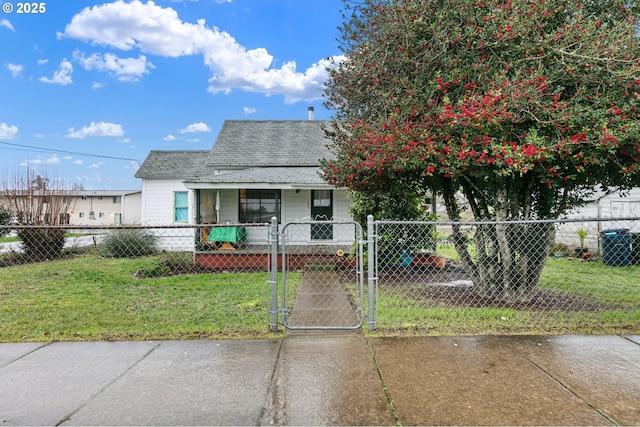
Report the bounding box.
[184,166,355,270]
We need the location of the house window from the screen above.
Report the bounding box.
[99,212,105,218]
[79,212,84,218]
[239,189,281,223]
[174,191,188,223]
[113,196,121,204]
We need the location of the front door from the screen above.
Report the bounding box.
[311,190,333,240]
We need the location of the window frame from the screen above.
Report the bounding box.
[174,191,189,223]
[238,189,281,223]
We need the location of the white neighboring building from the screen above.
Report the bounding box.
[69,190,141,226]
[557,188,640,252]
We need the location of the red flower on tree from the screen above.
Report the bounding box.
[321,0,640,302]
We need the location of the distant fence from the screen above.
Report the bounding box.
[1,218,639,336]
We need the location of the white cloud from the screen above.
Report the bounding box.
[6,63,24,77]
[126,160,140,171]
[164,134,176,141]
[0,123,18,139]
[39,60,73,85]
[243,106,257,115]
[0,19,14,32]
[60,0,342,102]
[91,81,105,89]
[66,121,124,139]
[179,122,211,133]
[74,160,84,165]
[21,155,61,166]
[73,50,155,81]
[76,174,102,184]
[89,162,105,169]
[37,59,49,65]
[186,138,200,142]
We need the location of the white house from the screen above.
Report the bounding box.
[135,117,354,249]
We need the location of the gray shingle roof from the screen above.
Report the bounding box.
[135,150,210,179]
[205,120,332,168]
[186,167,327,186]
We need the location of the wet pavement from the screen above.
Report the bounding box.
[286,270,360,328]
[1,334,639,426]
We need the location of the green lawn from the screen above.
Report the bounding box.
[371,245,640,336]
[0,255,297,342]
[1,247,638,341]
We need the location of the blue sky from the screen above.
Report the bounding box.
[0,0,344,190]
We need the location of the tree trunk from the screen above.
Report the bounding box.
[469,221,556,303]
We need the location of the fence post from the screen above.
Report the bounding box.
[268,216,279,332]
[367,214,376,332]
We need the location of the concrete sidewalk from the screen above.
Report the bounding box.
[1,334,639,426]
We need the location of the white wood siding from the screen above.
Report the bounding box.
[123,193,141,224]
[139,181,355,247]
[334,190,351,221]
[283,189,308,222]
[140,179,193,225]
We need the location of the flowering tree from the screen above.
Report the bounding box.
[322,0,640,302]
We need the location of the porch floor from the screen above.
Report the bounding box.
[194,245,356,270]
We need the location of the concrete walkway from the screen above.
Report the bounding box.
[1,335,639,425]
[285,269,360,329]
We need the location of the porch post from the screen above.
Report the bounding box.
[268,216,279,332]
[367,214,376,332]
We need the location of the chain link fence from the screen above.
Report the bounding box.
[1,217,639,339]
[1,223,273,271]
[0,223,273,341]
[371,217,640,335]
[277,220,364,330]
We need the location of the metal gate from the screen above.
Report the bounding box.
[275,219,365,330]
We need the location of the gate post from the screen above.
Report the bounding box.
[367,214,376,332]
[268,216,279,332]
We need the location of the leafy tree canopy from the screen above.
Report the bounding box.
[322,0,640,221]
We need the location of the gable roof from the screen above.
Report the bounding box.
[205,120,331,168]
[135,150,209,179]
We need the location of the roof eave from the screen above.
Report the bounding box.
[183,182,334,190]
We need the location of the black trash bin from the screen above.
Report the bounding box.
[632,233,640,265]
[601,229,632,267]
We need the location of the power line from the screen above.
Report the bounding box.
[0,141,140,163]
